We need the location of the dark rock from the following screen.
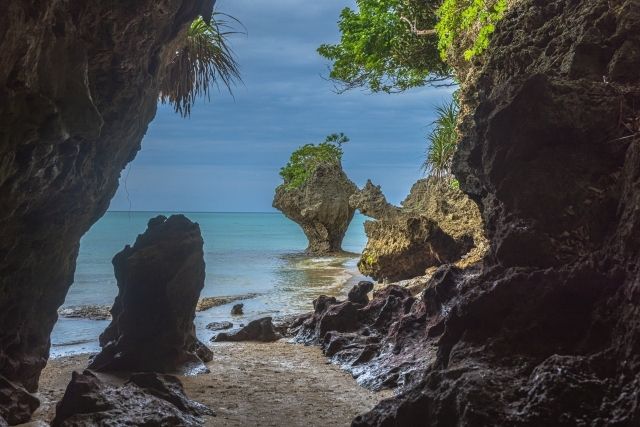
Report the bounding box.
[89,215,212,373]
[352,178,486,282]
[348,281,374,306]
[214,317,281,342]
[231,303,244,315]
[273,163,358,254]
[0,375,40,425]
[352,0,640,425]
[206,321,233,331]
[52,370,212,426]
[0,0,214,414]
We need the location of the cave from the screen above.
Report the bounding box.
[1,0,639,425]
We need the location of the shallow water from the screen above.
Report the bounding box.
[51,211,369,357]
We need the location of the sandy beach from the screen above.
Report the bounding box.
[34,341,390,426]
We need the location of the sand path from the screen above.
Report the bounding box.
[35,341,389,426]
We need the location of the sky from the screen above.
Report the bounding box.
[108,0,454,212]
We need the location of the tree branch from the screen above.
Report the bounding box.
[400,16,436,36]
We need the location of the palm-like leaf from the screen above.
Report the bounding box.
[423,99,458,181]
[160,13,242,117]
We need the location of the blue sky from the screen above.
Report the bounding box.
[108,0,454,212]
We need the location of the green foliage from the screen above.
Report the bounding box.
[435,0,508,62]
[160,13,242,117]
[279,134,348,189]
[319,0,509,92]
[318,0,450,93]
[423,99,459,180]
[450,178,460,190]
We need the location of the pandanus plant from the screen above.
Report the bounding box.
[423,99,459,181]
[160,13,242,117]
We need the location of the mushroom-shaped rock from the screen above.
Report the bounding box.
[89,215,212,373]
[273,163,358,254]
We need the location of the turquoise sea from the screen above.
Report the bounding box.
[51,212,369,357]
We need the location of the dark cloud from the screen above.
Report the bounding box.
[109,0,454,212]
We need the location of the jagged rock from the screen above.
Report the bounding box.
[196,293,259,312]
[0,0,214,419]
[273,163,358,254]
[52,370,212,426]
[206,321,233,331]
[231,303,244,315]
[0,375,40,425]
[352,0,640,425]
[347,281,374,306]
[214,317,281,342]
[57,305,112,321]
[89,215,212,373]
[351,178,485,282]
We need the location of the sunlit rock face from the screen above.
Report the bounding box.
[352,0,640,425]
[351,179,486,282]
[273,163,358,254]
[89,215,212,373]
[0,0,213,423]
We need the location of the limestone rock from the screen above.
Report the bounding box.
[89,215,212,373]
[214,317,281,342]
[351,178,485,282]
[353,0,640,425]
[0,0,214,418]
[206,321,233,331]
[52,370,212,426]
[273,163,358,254]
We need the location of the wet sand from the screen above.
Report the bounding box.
[35,341,390,426]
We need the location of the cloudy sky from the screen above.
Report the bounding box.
[108,0,454,212]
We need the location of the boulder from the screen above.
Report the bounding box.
[347,281,374,306]
[351,178,485,282]
[231,303,244,315]
[52,370,212,426]
[0,375,40,425]
[273,163,358,254]
[214,317,281,342]
[89,215,212,373]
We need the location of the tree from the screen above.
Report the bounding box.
[159,13,242,117]
[318,0,450,93]
[423,99,458,180]
[319,0,509,93]
[279,134,349,189]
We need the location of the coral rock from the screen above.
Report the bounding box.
[273,163,358,254]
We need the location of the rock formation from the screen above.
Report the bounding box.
[0,0,213,423]
[351,179,485,282]
[89,215,212,373]
[214,317,281,342]
[52,371,213,426]
[299,0,640,425]
[273,163,358,254]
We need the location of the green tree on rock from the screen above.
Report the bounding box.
[280,134,349,189]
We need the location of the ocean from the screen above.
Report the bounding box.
[50,211,369,357]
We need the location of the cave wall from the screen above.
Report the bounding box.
[0,0,214,397]
[354,0,640,424]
